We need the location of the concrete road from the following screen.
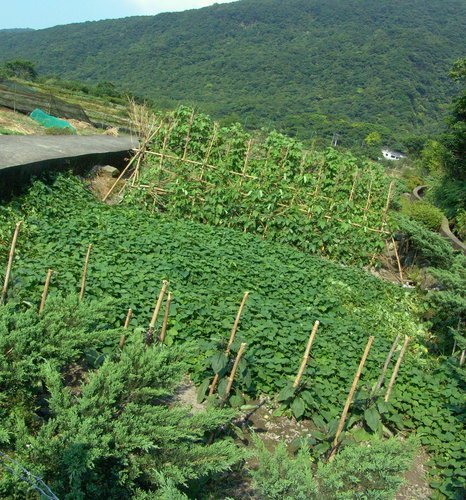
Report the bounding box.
[0,135,138,170]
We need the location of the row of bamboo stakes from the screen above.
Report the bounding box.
[1,222,464,459]
[102,113,393,237]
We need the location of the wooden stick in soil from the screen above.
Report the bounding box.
[199,126,218,181]
[159,292,173,344]
[79,244,92,302]
[182,109,196,160]
[149,280,169,329]
[102,153,139,202]
[0,221,22,306]
[391,236,404,282]
[293,320,320,388]
[460,349,465,367]
[209,291,249,396]
[384,335,410,402]
[239,139,253,187]
[39,269,53,314]
[372,334,401,396]
[119,308,133,349]
[222,342,247,404]
[146,280,169,345]
[330,335,374,459]
[379,180,394,232]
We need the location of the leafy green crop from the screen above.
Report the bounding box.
[128,106,392,266]
[1,175,464,498]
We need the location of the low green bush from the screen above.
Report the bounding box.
[0,296,242,498]
[251,438,317,499]
[251,437,416,499]
[316,438,416,499]
[401,200,444,230]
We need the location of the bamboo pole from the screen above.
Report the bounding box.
[39,269,53,314]
[391,236,404,282]
[379,180,394,232]
[182,109,196,160]
[144,150,258,179]
[239,139,253,187]
[159,119,176,172]
[159,292,173,343]
[384,336,410,402]
[209,291,249,396]
[223,342,247,402]
[149,280,169,330]
[372,334,401,395]
[79,244,92,302]
[199,125,218,181]
[119,308,133,349]
[349,169,359,203]
[364,176,374,212]
[330,336,374,458]
[460,350,465,367]
[293,320,320,388]
[1,221,23,306]
[102,153,139,202]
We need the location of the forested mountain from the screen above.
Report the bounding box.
[0,0,464,146]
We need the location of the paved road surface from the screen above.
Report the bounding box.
[0,135,138,170]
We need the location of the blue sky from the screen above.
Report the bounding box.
[1,0,239,30]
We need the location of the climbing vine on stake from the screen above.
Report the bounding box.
[209,291,249,396]
[278,320,320,419]
[330,335,375,459]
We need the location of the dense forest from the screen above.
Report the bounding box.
[0,0,464,147]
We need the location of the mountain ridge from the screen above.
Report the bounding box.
[0,0,464,146]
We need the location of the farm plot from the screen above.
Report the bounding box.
[1,175,464,497]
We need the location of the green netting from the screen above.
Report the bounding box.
[30,108,76,132]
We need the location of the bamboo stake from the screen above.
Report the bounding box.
[182,109,196,160]
[293,320,320,388]
[145,151,258,179]
[39,269,53,314]
[209,291,249,396]
[379,180,394,232]
[391,236,404,282]
[330,336,374,458]
[239,139,253,187]
[119,308,133,348]
[1,221,22,306]
[199,125,218,181]
[102,153,138,202]
[79,244,92,302]
[159,292,173,343]
[385,336,410,402]
[349,169,359,203]
[159,119,177,171]
[372,334,401,395]
[460,350,465,367]
[222,343,247,402]
[124,307,133,328]
[364,176,374,212]
[149,280,169,331]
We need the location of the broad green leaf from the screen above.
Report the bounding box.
[211,352,228,374]
[364,407,381,433]
[291,397,305,419]
[196,378,211,404]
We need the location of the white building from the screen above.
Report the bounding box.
[381,149,407,161]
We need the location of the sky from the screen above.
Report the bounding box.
[0,0,240,30]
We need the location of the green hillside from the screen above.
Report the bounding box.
[0,0,464,146]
